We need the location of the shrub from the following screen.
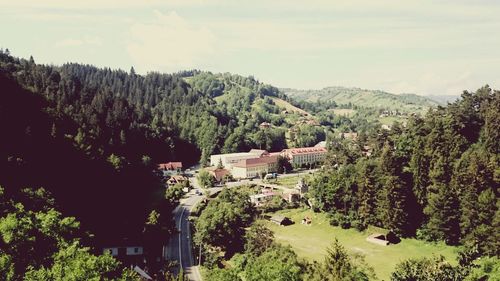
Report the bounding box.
[352,219,367,232]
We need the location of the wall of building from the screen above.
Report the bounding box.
[290,152,326,166]
[126,247,144,256]
[210,153,262,169]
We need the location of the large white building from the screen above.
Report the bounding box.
[210,149,268,169]
[281,147,327,167]
[209,146,327,179]
[231,155,278,179]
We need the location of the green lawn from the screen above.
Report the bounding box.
[264,208,459,281]
[272,175,303,188]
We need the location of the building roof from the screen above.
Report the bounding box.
[232,155,278,168]
[315,141,327,148]
[133,266,153,280]
[270,215,288,223]
[158,162,182,170]
[339,132,358,140]
[167,175,188,185]
[283,147,327,155]
[209,168,230,179]
[249,149,269,156]
[211,152,257,158]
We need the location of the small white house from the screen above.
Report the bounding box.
[250,193,275,207]
[103,246,143,257]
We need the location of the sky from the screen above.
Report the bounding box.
[1,0,499,95]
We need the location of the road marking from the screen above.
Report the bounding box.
[178,207,185,270]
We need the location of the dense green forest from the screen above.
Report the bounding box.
[0,50,325,279]
[192,87,499,281]
[1,48,498,280]
[309,86,499,253]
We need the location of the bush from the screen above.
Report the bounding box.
[340,216,351,229]
[202,248,222,270]
[329,213,340,226]
[352,219,367,232]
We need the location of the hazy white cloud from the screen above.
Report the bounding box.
[55,36,102,48]
[0,0,221,9]
[127,10,216,73]
[2,0,499,95]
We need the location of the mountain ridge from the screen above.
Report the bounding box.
[281,86,440,113]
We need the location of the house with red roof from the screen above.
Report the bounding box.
[205,167,231,182]
[158,162,182,171]
[158,162,182,176]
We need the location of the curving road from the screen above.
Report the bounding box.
[165,176,204,281]
[164,167,318,280]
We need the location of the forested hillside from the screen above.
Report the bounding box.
[283,86,440,113]
[0,50,322,249]
[310,86,499,255]
[1,48,498,280]
[0,50,327,279]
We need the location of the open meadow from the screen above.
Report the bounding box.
[264,208,459,280]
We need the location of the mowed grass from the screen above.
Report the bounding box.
[272,174,304,188]
[263,208,459,281]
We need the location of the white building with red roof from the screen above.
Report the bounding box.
[231,155,278,179]
[281,147,327,166]
[210,149,268,169]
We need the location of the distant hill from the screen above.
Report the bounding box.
[281,86,440,113]
[425,95,461,105]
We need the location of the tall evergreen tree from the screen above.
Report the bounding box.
[356,159,379,226]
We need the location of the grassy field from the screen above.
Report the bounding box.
[330,108,357,117]
[271,174,305,188]
[263,208,459,281]
[270,97,312,116]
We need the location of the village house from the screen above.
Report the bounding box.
[103,246,144,257]
[339,132,358,141]
[101,237,145,267]
[166,175,188,187]
[157,162,182,177]
[259,122,272,129]
[205,167,231,182]
[381,124,392,131]
[249,191,276,207]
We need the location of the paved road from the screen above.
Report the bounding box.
[165,177,204,281]
[164,167,317,280]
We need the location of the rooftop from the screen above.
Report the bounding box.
[232,155,278,168]
[283,147,327,155]
[158,162,182,170]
